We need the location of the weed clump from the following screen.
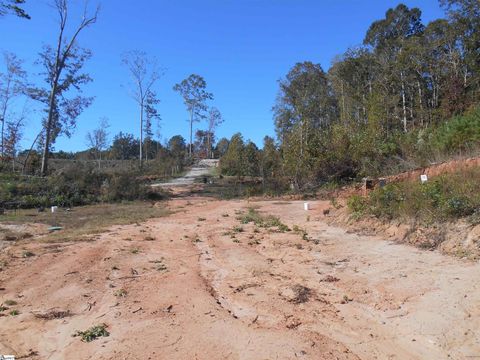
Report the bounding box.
[239,208,290,232]
[73,324,110,342]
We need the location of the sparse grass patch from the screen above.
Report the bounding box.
[350,168,480,224]
[9,309,19,316]
[4,300,17,306]
[2,202,170,244]
[239,208,290,232]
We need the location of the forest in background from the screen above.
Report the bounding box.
[220,0,480,191]
[0,0,479,209]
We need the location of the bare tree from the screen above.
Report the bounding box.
[207,107,223,159]
[122,50,161,167]
[86,117,109,169]
[0,52,26,159]
[33,0,98,176]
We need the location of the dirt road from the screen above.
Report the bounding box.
[1,197,479,359]
[152,159,219,188]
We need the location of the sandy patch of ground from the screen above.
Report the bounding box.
[0,197,479,359]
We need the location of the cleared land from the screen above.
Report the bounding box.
[0,191,479,359]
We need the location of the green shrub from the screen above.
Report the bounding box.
[351,168,480,224]
[347,195,367,215]
[0,166,165,209]
[444,196,475,217]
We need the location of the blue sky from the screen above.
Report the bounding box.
[0,0,446,152]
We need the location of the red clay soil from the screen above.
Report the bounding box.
[1,197,479,359]
[386,156,480,183]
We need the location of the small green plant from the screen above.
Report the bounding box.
[114,289,127,297]
[22,251,35,258]
[9,309,19,316]
[233,225,244,233]
[330,197,340,209]
[302,230,309,241]
[0,260,7,270]
[130,248,139,254]
[292,224,309,241]
[347,195,366,215]
[73,324,110,342]
[4,300,17,306]
[156,263,167,271]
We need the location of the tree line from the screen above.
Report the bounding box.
[219,0,480,190]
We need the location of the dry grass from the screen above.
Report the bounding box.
[34,309,72,320]
[0,202,170,243]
